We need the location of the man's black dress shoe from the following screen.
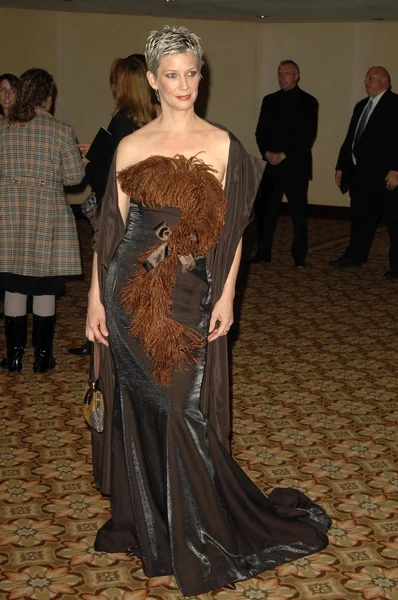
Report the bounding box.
[384,269,398,279]
[295,261,306,268]
[329,257,362,268]
[126,545,137,558]
[68,340,91,356]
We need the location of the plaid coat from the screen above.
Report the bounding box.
[0,108,85,277]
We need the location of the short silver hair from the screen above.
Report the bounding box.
[145,25,204,76]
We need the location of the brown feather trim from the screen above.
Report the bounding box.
[119,155,227,386]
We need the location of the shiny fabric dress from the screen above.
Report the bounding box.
[94,157,331,597]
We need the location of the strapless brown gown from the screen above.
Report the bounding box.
[95,180,330,597]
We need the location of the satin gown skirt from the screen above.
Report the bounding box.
[95,201,331,597]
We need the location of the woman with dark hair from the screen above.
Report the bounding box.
[126,54,162,114]
[0,68,84,372]
[0,73,18,119]
[80,53,157,207]
[69,53,157,356]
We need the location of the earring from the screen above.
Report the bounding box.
[154,89,161,102]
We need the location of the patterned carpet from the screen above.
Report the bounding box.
[0,216,397,600]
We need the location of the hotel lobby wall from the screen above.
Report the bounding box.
[1,8,397,206]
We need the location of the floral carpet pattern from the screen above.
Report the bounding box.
[0,216,397,600]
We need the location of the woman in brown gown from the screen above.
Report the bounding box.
[87,25,331,598]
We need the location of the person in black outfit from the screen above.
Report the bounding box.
[69,54,158,355]
[330,66,398,276]
[252,60,318,267]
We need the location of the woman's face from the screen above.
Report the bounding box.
[0,79,17,115]
[149,52,200,111]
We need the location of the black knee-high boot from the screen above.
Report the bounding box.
[32,314,56,373]
[1,315,28,372]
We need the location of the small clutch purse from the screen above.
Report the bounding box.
[83,380,104,433]
[82,342,104,433]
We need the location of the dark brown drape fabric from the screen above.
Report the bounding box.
[90,131,265,495]
[200,132,265,449]
[90,156,124,495]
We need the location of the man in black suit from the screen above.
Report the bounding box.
[252,60,318,267]
[331,66,398,276]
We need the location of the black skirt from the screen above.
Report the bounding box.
[0,273,65,296]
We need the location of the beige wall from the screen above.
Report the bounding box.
[1,8,398,206]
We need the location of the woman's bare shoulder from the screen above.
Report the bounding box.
[116,126,153,168]
[200,122,230,161]
[201,121,230,156]
[201,119,229,140]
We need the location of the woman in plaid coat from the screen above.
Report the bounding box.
[0,68,85,373]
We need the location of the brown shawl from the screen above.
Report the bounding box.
[91,128,265,495]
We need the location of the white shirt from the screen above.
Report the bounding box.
[352,89,387,164]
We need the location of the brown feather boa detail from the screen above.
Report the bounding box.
[118,155,227,387]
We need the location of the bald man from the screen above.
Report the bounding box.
[331,66,398,276]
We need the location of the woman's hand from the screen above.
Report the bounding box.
[78,142,91,158]
[86,295,109,346]
[208,296,234,342]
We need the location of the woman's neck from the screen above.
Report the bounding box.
[156,105,199,132]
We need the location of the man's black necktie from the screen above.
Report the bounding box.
[353,100,373,155]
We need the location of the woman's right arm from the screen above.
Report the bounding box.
[61,125,85,186]
[86,140,134,345]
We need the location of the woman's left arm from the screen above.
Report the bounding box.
[208,238,242,342]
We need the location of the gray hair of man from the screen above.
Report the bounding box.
[280,59,301,76]
[145,25,204,76]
